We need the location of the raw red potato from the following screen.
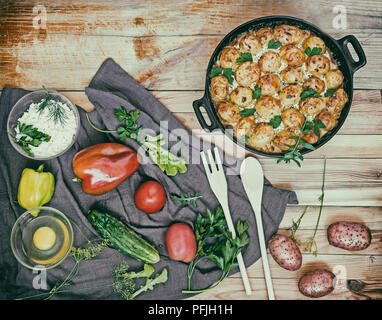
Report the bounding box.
[134,180,167,214]
[165,223,197,263]
[327,221,372,251]
[268,234,302,271]
[298,269,336,298]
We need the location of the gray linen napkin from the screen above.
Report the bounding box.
[0,58,297,300]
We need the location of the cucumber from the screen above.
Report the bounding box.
[87,209,160,264]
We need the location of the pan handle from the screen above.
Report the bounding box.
[193,96,220,132]
[337,35,367,74]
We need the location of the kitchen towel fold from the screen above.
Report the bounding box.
[0,58,297,300]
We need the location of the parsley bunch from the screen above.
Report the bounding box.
[86,106,187,176]
[182,206,250,294]
[209,67,234,84]
[8,122,51,156]
[277,120,325,167]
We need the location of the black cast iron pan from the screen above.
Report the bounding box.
[193,16,367,158]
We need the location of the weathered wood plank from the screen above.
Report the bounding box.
[190,131,382,159]
[63,90,382,134]
[240,254,382,280]
[1,0,381,36]
[0,32,380,90]
[186,277,382,300]
[277,181,382,206]
[281,206,382,230]
[273,229,382,255]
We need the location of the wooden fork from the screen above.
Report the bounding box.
[200,147,252,296]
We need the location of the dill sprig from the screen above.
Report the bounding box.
[37,86,69,126]
[288,159,327,256]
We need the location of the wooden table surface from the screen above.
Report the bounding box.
[1,0,381,300]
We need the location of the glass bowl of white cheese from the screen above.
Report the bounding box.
[7,88,80,160]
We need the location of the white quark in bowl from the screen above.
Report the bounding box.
[7,89,80,160]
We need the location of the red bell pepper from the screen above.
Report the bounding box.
[72,143,140,195]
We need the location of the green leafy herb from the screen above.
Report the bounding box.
[239,108,256,117]
[288,205,310,243]
[239,135,249,144]
[171,192,203,208]
[268,39,282,49]
[269,115,282,129]
[140,134,187,176]
[16,218,167,301]
[236,52,253,63]
[305,47,322,57]
[182,206,250,294]
[300,88,321,101]
[114,108,142,141]
[17,236,110,300]
[277,121,316,167]
[8,122,51,156]
[112,262,167,300]
[86,107,187,176]
[252,85,261,99]
[324,88,337,97]
[313,119,326,138]
[36,86,69,126]
[209,67,234,84]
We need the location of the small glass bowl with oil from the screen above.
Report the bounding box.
[10,207,74,270]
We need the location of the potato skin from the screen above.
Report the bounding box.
[255,96,282,119]
[306,54,330,76]
[230,86,253,107]
[327,221,372,251]
[239,33,262,55]
[325,69,344,89]
[235,61,261,86]
[210,75,229,102]
[256,27,273,45]
[280,45,306,67]
[220,46,240,70]
[259,51,281,73]
[257,73,281,96]
[302,36,326,54]
[280,84,303,107]
[298,269,336,298]
[235,115,255,140]
[303,76,326,94]
[299,97,326,116]
[273,24,303,45]
[217,102,241,124]
[247,122,274,150]
[280,66,304,84]
[269,234,302,271]
[273,130,297,151]
[326,88,348,117]
[282,107,305,129]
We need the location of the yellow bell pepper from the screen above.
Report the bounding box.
[17,164,55,217]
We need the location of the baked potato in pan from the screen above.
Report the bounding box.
[193,16,366,158]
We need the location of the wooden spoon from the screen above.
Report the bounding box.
[240,156,275,300]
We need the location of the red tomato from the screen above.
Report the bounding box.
[134,180,166,214]
[165,223,197,262]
